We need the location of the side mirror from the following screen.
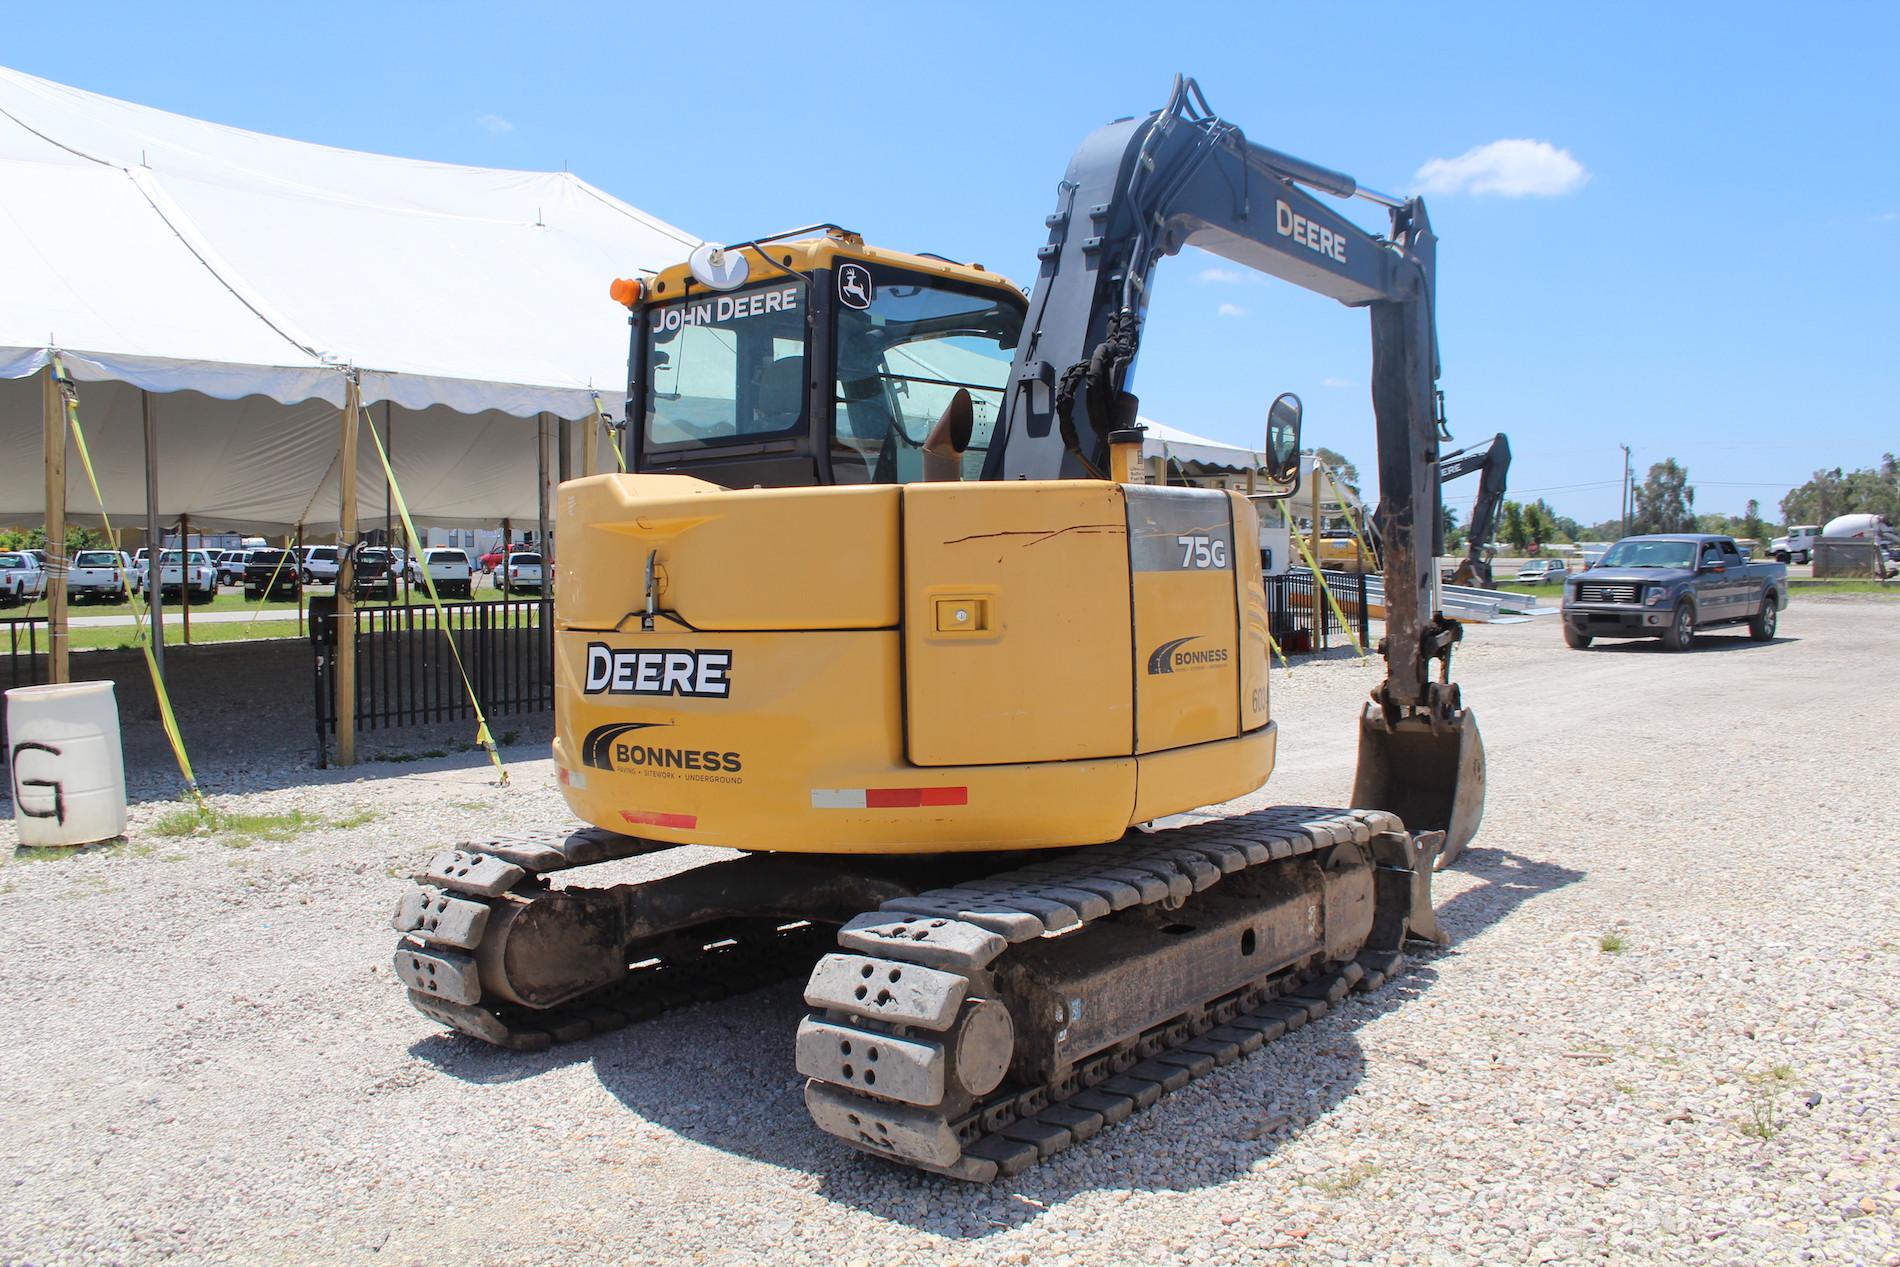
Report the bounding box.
[1259,392,1303,497]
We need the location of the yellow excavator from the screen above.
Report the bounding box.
[393,77,1485,1181]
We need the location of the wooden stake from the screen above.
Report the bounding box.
[337,378,360,767]
[42,367,69,683]
[1309,460,1321,574]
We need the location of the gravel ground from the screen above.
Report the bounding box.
[2,597,1896,1267]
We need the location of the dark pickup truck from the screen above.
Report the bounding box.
[1561,534,1788,650]
[242,548,302,601]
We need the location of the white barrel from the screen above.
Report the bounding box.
[6,680,127,848]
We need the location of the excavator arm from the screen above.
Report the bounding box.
[990,76,1483,859]
[1441,433,1511,588]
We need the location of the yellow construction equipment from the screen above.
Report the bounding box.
[393,77,1484,1182]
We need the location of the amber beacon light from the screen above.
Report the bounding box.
[609,277,644,308]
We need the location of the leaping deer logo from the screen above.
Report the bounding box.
[839,264,873,310]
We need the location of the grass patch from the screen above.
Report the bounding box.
[12,838,127,862]
[74,620,302,651]
[1740,1063,1797,1140]
[1787,578,1900,595]
[1308,1162,1381,1195]
[148,802,378,849]
[1599,932,1629,954]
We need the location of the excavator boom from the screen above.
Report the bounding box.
[988,76,1481,855]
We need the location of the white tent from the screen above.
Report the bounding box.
[0,65,700,527]
[1138,417,1267,474]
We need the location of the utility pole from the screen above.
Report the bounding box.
[1620,444,1633,537]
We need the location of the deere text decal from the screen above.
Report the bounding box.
[584,643,732,698]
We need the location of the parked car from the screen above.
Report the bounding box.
[1514,558,1570,585]
[347,546,399,601]
[69,549,133,603]
[495,551,545,594]
[301,545,342,585]
[154,549,220,604]
[242,547,302,601]
[411,547,474,597]
[0,550,48,606]
[216,549,252,586]
[1560,534,1787,651]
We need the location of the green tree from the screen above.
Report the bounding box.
[1521,501,1557,552]
[1500,499,1529,552]
[0,525,108,553]
[1632,459,1695,533]
[1306,447,1359,498]
[1781,456,1900,525]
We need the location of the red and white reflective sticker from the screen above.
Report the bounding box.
[620,809,698,830]
[557,766,586,789]
[811,787,968,810]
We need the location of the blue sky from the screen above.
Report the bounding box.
[17,2,1898,524]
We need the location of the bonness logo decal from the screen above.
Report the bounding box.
[1146,636,1230,675]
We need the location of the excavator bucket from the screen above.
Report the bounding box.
[1352,705,1486,870]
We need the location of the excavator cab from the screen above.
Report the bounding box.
[624,228,1026,492]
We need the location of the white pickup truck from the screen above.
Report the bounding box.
[154,549,219,604]
[0,551,47,606]
[69,549,133,603]
[410,547,474,597]
[496,551,546,594]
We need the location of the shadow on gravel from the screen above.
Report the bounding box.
[1586,634,1795,655]
[428,845,1578,1237]
[405,848,1580,1234]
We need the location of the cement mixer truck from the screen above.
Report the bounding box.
[1821,513,1899,575]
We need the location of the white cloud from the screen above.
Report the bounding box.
[1876,210,1900,223]
[1216,302,1249,318]
[476,113,514,134]
[1197,266,1247,284]
[1413,139,1588,198]
[1320,376,1353,389]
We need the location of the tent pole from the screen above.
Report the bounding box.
[142,391,165,677]
[383,402,393,552]
[337,378,361,767]
[536,413,551,566]
[179,513,192,645]
[295,521,304,638]
[42,367,69,684]
[389,402,409,606]
[1309,464,1321,574]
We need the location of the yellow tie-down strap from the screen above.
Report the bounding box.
[51,352,203,802]
[1290,529,1368,661]
[358,398,509,785]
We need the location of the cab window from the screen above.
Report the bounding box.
[830,264,1023,484]
[644,281,809,448]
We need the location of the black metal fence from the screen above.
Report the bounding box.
[1,615,48,715]
[313,598,553,760]
[1265,567,1372,654]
